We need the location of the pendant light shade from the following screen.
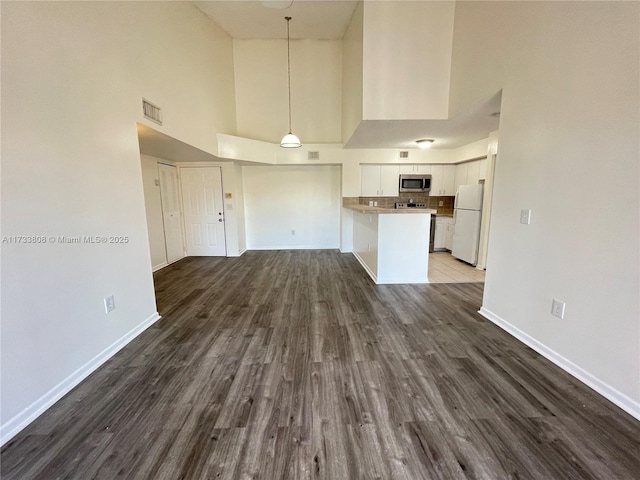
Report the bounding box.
[281,132,301,148]
[280,16,301,148]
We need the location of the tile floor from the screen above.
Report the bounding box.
[428,251,486,283]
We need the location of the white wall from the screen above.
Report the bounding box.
[341,1,364,143]
[243,165,341,250]
[450,138,489,163]
[140,155,168,270]
[362,0,455,120]
[233,39,342,144]
[451,1,640,416]
[0,1,236,444]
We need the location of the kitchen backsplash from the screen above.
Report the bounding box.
[343,195,455,215]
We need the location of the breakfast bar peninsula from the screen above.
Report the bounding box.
[343,204,436,284]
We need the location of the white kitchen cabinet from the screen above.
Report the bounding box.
[399,164,431,174]
[466,160,480,186]
[455,163,467,191]
[430,165,444,196]
[361,165,400,197]
[361,165,381,196]
[429,165,456,196]
[380,165,400,196]
[456,160,483,190]
[434,217,447,250]
[445,217,454,250]
[442,165,456,195]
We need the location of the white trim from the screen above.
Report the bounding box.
[227,248,247,258]
[152,261,169,272]
[352,252,378,284]
[0,312,161,447]
[247,245,340,251]
[151,255,186,273]
[479,307,640,421]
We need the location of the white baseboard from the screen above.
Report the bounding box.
[152,262,168,272]
[227,248,247,257]
[247,245,340,251]
[479,307,640,421]
[0,312,161,447]
[352,252,378,284]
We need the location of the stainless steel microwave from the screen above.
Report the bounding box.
[399,174,432,193]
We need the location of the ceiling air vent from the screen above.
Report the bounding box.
[399,151,409,159]
[308,151,320,160]
[142,99,162,125]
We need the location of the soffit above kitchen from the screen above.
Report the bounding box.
[193,1,359,39]
[345,91,502,149]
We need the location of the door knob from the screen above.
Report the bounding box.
[218,218,223,222]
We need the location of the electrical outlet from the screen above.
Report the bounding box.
[291,229,295,236]
[520,209,532,224]
[104,295,115,314]
[551,299,566,319]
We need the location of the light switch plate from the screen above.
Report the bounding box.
[520,209,531,224]
[104,295,115,314]
[551,299,566,319]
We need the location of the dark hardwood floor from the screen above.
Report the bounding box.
[2,250,639,479]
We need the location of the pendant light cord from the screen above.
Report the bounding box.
[286,16,292,134]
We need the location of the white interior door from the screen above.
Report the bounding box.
[158,163,185,263]
[180,166,226,256]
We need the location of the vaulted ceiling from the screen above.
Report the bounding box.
[189,1,501,150]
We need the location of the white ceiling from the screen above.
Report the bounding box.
[194,1,359,39]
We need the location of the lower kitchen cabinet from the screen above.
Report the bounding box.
[445,217,454,250]
[435,216,454,251]
[434,217,447,250]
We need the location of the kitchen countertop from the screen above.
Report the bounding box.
[344,204,437,215]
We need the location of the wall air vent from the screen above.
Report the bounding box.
[142,99,162,125]
[399,151,409,159]
[308,151,320,160]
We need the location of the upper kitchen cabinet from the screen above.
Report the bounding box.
[430,165,456,196]
[466,160,481,185]
[455,159,486,190]
[361,165,400,197]
[455,162,468,189]
[399,164,431,174]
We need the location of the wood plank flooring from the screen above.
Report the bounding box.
[2,250,639,479]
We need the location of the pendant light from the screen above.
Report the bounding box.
[280,16,301,148]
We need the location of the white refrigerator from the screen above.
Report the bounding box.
[452,184,483,265]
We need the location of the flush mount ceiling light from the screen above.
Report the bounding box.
[280,16,301,148]
[416,139,434,149]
